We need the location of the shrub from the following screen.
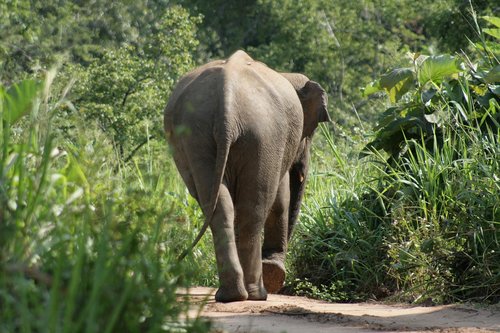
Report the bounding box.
[0,73,211,332]
[289,14,500,303]
[364,14,499,303]
[60,5,201,160]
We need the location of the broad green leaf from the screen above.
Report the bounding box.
[404,105,426,118]
[424,109,446,125]
[379,68,414,90]
[374,106,401,131]
[482,16,500,29]
[376,116,423,139]
[483,28,500,40]
[2,79,42,125]
[363,81,382,96]
[417,55,462,85]
[365,116,424,154]
[483,65,500,84]
[443,80,464,102]
[363,68,415,102]
[490,85,500,96]
[377,68,415,103]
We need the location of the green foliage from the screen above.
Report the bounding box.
[183,0,496,129]
[379,129,500,303]
[363,23,499,158]
[0,73,211,331]
[2,79,42,124]
[292,279,351,302]
[65,5,200,159]
[1,1,197,78]
[288,127,391,301]
[182,0,434,127]
[422,0,497,53]
[2,1,499,320]
[290,14,500,303]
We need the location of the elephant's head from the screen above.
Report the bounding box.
[280,73,331,238]
[280,73,331,138]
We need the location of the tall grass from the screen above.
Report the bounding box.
[288,126,390,301]
[289,13,500,303]
[290,114,499,304]
[380,124,499,303]
[0,71,212,332]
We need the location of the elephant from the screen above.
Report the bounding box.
[164,50,330,302]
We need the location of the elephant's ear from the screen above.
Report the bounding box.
[298,80,331,138]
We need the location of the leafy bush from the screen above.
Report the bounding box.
[380,129,499,303]
[289,14,500,303]
[367,15,500,303]
[0,73,211,332]
[288,127,391,301]
[66,6,201,160]
[363,50,498,160]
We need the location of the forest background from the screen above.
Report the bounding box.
[1,1,499,332]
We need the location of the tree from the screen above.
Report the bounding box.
[66,5,201,159]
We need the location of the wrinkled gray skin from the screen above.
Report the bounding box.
[164,51,330,302]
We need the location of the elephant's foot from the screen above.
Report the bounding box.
[215,284,248,303]
[246,282,268,301]
[262,258,286,293]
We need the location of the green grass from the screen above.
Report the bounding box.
[0,72,213,332]
[287,13,500,303]
[288,125,391,301]
[381,125,500,303]
[289,119,499,303]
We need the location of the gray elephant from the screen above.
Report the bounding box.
[164,50,329,302]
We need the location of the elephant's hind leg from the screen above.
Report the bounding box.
[234,177,284,300]
[262,174,289,293]
[211,183,248,302]
[234,200,269,301]
[183,146,247,302]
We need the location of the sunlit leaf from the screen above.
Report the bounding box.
[474,41,500,54]
[417,55,462,85]
[471,84,489,96]
[363,68,415,103]
[363,81,382,96]
[382,69,414,102]
[424,110,446,125]
[483,28,500,40]
[483,16,500,28]
[475,65,500,84]
[379,68,414,90]
[2,79,42,125]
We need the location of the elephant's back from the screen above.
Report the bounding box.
[165,50,302,134]
[164,50,303,172]
[223,52,304,178]
[164,60,226,137]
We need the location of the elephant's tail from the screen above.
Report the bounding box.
[177,135,231,262]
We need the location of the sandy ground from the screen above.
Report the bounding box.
[179,287,500,333]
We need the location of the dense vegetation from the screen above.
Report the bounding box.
[1,1,498,331]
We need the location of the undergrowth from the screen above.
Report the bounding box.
[289,13,500,304]
[0,70,212,332]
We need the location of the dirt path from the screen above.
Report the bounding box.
[180,287,500,333]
